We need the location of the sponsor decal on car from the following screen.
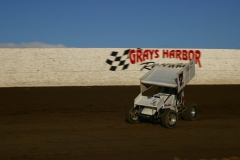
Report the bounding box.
[164,104,172,107]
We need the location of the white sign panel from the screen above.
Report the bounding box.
[0,48,240,87]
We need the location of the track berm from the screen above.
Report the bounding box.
[1,85,240,159]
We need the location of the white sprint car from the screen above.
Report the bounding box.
[125,59,198,129]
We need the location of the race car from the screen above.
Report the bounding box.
[125,59,198,129]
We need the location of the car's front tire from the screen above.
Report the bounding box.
[161,109,178,129]
[125,106,140,124]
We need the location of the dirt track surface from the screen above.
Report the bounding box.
[1,85,240,160]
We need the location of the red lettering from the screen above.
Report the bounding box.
[160,49,202,67]
[143,50,149,61]
[155,50,159,58]
[195,50,202,67]
[188,50,194,60]
[137,49,143,63]
[163,50,168,58]
[149,50,154,59]
[129,50,136,64]
[169,50,175,58]
[129,49,160,64]
[182,50,188,60]
[176,50,181,60]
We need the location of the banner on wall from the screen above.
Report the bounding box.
[105,49,202,71]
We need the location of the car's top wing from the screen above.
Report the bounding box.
[140,59,195,92]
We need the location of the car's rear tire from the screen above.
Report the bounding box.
[182,102,198,121]
[161,109,178,129]
[125,106,140,124]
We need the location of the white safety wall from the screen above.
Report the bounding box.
[0,48,239,87]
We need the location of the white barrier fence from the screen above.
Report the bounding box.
[0,48,240,87]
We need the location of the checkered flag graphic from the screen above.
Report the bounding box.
[106,50,130,71]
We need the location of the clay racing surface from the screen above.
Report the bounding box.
[1,85,240,160]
